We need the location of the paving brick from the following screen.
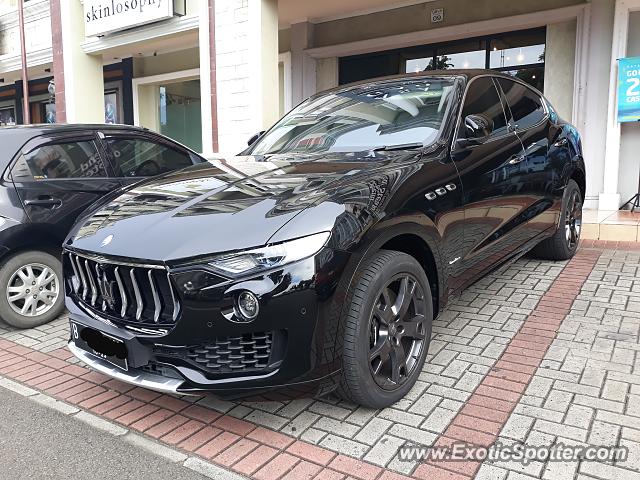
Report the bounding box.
[196,431,241,459]
[247,426,295,450]
[214,437,259,466]
[287,440,336,466]
[253,452,299,480]
[178,426,222,452]
[233,444,278,475]
[161,419,205,445]
[129,408,174,432]
[328,455,382,480]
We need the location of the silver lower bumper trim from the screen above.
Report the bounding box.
[68,341,185,394]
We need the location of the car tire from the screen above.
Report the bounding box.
[532,179,582,261]
[338,250,433,408]
[0,250,64,329]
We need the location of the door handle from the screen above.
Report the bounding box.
[508,155,526,165]
[24,197,62,208]
[554,138,569,148]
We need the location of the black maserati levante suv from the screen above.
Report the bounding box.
[0,124,205,329]
[64,71,585,407]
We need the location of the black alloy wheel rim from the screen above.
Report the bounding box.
[565,190,582,250]
[368,273,427,391]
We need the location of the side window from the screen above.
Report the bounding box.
[460,77,509,139]
[497,78,546,131]
[106,136,193,177]
[11,140,107,181]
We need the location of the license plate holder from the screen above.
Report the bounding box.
[70,321,129,371]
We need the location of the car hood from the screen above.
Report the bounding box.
[66,151,423,262]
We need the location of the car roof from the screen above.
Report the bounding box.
[328,69,542,96]
[0,124,183,169]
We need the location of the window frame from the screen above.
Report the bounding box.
[494,77,549,134]
[100,131,199,180]
[6,131,115,183]
[452,74,515,148]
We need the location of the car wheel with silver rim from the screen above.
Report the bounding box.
[0,251,64,328]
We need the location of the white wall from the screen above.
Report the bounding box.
[618,10,640,204]
[544,20,576,121]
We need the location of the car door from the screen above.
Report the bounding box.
[10,133,121,244]
[495,77,555,236]
[99,132,200,187]
[450,76,529,288]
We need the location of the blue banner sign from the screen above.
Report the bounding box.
[618,56,640,123]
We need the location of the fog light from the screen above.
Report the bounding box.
[237,291,259,321]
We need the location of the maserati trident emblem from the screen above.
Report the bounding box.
[98,271,116,309]
[101,234,114,247]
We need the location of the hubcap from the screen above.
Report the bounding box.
[565,190,582,250]
[6,263,59,317]
[368,274,427,390]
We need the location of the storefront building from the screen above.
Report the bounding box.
[0,0,638,211]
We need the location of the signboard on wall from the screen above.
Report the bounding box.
[618,56,640,123]
[84,0,174,37]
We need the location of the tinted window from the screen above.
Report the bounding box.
[11,140,106,181]
[106,137,193,177]
[460,77,509,139]
[497,78,545,130]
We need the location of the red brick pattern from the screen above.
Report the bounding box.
[0,246,605,480]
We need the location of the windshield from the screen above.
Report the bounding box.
[249,77,458,156]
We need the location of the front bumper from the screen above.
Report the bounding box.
[67,341,185,394]
[65,247,352,397]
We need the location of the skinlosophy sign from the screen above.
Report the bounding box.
[618,56,640,123]
[84,0,174,37]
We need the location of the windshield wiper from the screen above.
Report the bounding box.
[369,142,425,152]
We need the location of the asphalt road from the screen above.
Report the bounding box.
[0,387,210,480]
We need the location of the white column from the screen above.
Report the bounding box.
[290,22,317,104]
[248,0,279,131]
[600,0,634,210]
[574,0,615,210]
[59,0,104,123]
[214,0,279,155]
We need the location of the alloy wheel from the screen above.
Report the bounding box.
[368,273,427,390]
[6,263,59,317]
[565,190,582,250]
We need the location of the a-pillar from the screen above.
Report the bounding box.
[50,0,104,123]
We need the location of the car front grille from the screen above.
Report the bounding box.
[64,251,180,326]
[154,331,284,375]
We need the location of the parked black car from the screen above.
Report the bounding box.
[64,71,585,408]
[0,124,205,328]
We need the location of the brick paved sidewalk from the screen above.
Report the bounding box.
[0,241,638,480]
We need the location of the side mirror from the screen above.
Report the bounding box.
[247,131,266,147]
[458,114,493,147]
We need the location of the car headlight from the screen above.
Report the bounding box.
[208,232,331,277]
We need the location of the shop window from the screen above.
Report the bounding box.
[460,78,509,139]
[12,141,107,181]
[489,31,546,69]
[158,80,202,152]
[434,39,486,71]
[106,137,193,177]
[341,27,546,90]
[0,107,16,125]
